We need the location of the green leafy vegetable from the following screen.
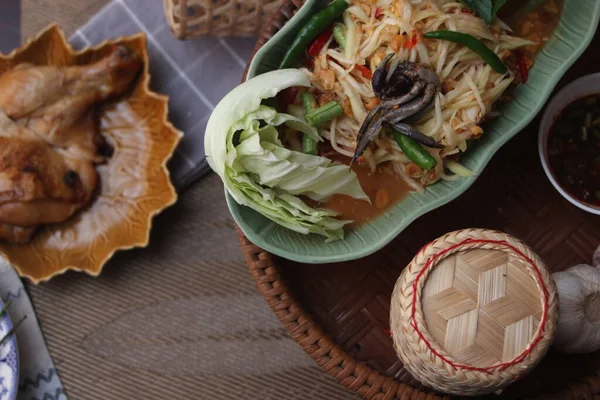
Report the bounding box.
[205,70,369,241]
[461,0,508,24]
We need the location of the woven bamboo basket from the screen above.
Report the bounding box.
[237,1,600,398]
[390,229,558,396]
[163,0,284,38]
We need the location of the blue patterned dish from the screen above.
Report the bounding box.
[0,299,18,400]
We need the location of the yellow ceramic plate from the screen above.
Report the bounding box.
[0,24,182,283]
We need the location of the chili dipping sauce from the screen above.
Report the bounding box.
[547,94,600,207]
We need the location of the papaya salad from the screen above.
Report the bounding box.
[206,0,562,241]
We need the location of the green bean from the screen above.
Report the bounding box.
[301,92,317,113]
[424,30,508,74]
[302,134,318,155]
[301,92,318,154]
[333,24,346,49]
[393,129,437,170]
[305,101,344,127]
[279,0,348,69]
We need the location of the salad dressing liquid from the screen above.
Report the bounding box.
[317,157,410,227]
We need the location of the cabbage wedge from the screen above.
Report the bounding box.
[205,69,368,241]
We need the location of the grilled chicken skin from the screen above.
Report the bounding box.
[0,46,141,243]
[0,46,141,148]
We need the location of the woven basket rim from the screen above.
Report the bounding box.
[390,229,559,396]
[237,1,600,398]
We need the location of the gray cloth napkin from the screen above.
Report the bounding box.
[70,0,258,189]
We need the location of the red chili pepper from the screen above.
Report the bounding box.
[406,33,418,49]
[280,87,298,105]
[375,7,383,18]
[515,51,529,84]
[461,8,472,14]
[353,64,372,79]
[307,26,334,57]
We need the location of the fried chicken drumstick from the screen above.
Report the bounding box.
[0,46,141,243]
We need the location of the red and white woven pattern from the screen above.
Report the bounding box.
[390,229,559,396]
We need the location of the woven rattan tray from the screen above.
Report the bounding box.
[237,2,600,398]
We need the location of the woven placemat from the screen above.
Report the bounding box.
[237,1,600,399]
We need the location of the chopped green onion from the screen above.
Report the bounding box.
[333,24,346,50]
[582,126,588,141]
[305,101,344,127]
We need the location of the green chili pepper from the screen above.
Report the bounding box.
[333,24,346,49]
[301,92,318,154]
[305,101,344,127]
[279,0,349,69]
[424,30,508,74]
[393,129,437,170]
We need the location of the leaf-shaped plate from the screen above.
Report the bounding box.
[227,0,600,264]
[0,25,182,283]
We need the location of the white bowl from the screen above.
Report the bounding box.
[538,73,600,216]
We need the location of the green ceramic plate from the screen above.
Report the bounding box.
[227,0,600,263]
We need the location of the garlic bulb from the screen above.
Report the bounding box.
[553,246,600,354]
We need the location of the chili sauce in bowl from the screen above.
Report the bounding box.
[539,73,600,216]
[547,95,600,207]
